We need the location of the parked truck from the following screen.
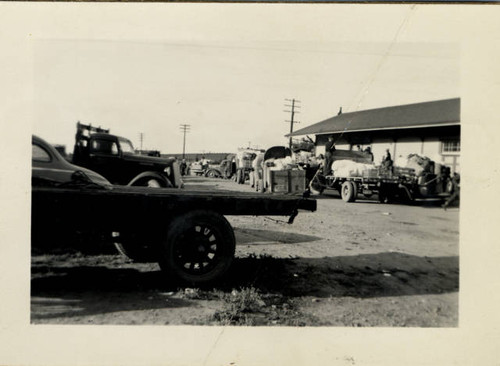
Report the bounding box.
[72,122,182,188]
[309,149,453,204]
[32,135,317,285]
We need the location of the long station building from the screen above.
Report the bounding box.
[287,98,461,173]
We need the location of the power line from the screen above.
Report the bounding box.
[284,98,300,149]
[179,124,191,159]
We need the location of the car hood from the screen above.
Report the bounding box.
[122,153,175,167]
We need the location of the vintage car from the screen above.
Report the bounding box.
[32,134,111,186]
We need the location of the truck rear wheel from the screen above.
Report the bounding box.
[159,210,235,284]
[341,181,357,202]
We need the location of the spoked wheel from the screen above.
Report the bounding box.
[205,169,218,178]
[341,181,357,202]
[159,210,235,284]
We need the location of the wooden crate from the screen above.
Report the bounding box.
[269,170,289,193]
[269,170,306,193]
[288,170,306,193]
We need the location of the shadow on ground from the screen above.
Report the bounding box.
[234,227,321,245]
[31,252,458,320]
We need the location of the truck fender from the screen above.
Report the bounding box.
[128,171,173,188]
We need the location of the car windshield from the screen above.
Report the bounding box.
[119,138,135,154]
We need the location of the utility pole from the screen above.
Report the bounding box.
[284,98,301,150]
[139,132,144,151]
[179,124,190,159]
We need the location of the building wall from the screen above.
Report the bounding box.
[370,139,394,164]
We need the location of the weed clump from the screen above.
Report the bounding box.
[212,287,266,326]
[210,287,316,326]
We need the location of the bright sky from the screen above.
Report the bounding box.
[31,5,458,154]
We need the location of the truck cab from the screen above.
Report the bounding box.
[72,122,182,188]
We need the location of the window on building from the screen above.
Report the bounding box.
[441,140,460,154]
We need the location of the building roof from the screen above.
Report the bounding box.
[287,98,460,137]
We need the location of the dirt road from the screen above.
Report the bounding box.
[31,176,459,327]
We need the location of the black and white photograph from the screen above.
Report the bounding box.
[1,3,500,366]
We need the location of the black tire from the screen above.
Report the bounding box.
[341,181,357,202]
[158,210,235,284]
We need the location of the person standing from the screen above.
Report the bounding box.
[364,146,374,162]
[324,136,336,175]
[179,159,187,176]
[382,148,393,173]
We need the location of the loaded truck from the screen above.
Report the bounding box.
[32,135,317,285]
[72,122,182,188]
[310,149,453,204]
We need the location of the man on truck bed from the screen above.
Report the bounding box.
[324,135,336,175]
[72,122,182,188]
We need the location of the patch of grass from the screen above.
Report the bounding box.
[212,287,265,326]
[210,287,319,326]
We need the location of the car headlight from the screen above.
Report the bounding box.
[164,166,171,176]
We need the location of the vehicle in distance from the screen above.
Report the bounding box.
[32,135,317,284]
[72,122,182,188]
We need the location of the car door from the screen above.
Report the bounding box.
[87,137,122,183]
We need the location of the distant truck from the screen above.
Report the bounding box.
[72,122,181,188]
[310,149,453,204]
[189,160,222,178]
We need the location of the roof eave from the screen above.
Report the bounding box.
[287,121,460,137]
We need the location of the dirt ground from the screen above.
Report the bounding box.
[31,176,459,327]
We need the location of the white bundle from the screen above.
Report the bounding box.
[294,151,313,164]
[405,154,432,176]
[269,156,295,171]
[332,160,375,177]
